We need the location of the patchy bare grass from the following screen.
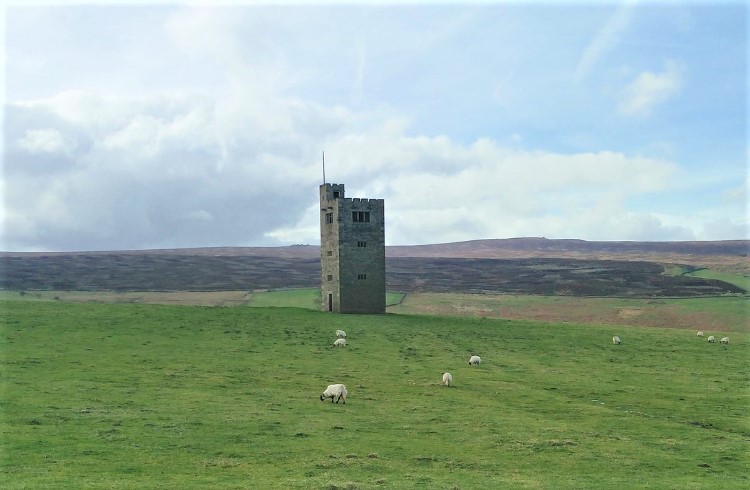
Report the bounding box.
[2,290,252,306]
[5,289,746,333]
[388,293,749,333]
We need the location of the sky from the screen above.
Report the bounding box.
[1,0,747,251]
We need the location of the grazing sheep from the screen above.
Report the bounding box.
[468,355,481,365]
[442,372,453,387]
[333,338,346,348]
[697,331,704,337]
[320,383,347,404]
[612,336,621,345]
[720,337,729,344]
[707,335,716,343]
[336,329,346,339]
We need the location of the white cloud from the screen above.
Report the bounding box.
[722,178,748,208]
[699,217,747,241]
[701,179,749,239]
[267,130,689,245]
[3,3,746,251]
[6,82,701,251]
[17,128,76,155]
[618,61,684,118]
[21,59,745,251]
[576,0,637,80]
[3,88,324,250]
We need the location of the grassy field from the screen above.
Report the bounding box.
[666,266,750,291]
[2,300,748,488]
[0,290,407,310]
[686,269,750,293]
[5,288,746,333]
[242,288,748,333]
[391,293,749,333]
[0,290,253,306]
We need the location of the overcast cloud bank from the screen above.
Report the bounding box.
[2,3,747,251]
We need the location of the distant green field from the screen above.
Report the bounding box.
[688,269,750,292]
[2,301,748,488]
[247,289,405,309]
[392,292,749,332]
[668,267,750,292]
[7,288,745,332]
[247,288,320,308]
[248,288,748,332]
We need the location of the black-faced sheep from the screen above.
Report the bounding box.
[612,336,621,345]
[336,330,346,339]
[320,384,347,404]
[707,335,716,343]
[720,336,729,344]
[468,355,481,365]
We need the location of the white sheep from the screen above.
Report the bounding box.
[320,383,347,404]
[697,331,704,337]
[707,335,716,343]
[336,329,346,338]
[720,336,729,344]
[612,336,621,345]
[333,338,346,348]
[468,355,481,365]
[442,372,453,387]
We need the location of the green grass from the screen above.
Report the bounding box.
[0,290,253,306]
[668,266,750,292]
[390,292,748,332]
[248,288,320,309]
[5,288,746,332]
[1,300,748,488]
[688,269,750,292]
[248,289,406,309]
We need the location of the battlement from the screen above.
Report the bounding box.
[348,198,384,205]
[323,198,383,207]
[320,183,345,202]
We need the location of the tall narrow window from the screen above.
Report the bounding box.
[357,241,367,248]
[325,213,333,224]
[357,273,367,280]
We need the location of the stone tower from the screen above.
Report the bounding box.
[320,183,385,313]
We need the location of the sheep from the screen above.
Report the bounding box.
[336,329,346,339]
[707,335,716,343]
[468,355,481,365]
[697,331,704,337]
[333,338,346,348]
[320,383,347,404]
[612,336,621,345]
[442,372,453,387]
[720,336,729,344]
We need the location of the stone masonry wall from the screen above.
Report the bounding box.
[320,183,385,313]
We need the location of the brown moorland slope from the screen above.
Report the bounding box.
[2,238,747,297]
[5,238,746,263]
[0,238,750,297]
[387,238,749,271]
